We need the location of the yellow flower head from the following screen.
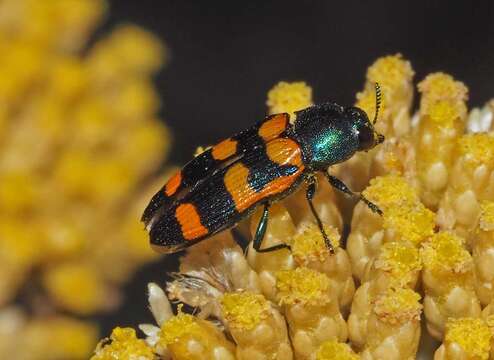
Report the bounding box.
[276,267,331,306]
[383,203,436,246]
[267,81,313,118]
[366,53,414,93]
[374,242,422,285]
[27,317,98,360]
[42,262,107,315]
[159,310,204,346]
[445,318,491,360]
[316,340,359,360]
[373,288,422,325]
[458,133,494,168]
[421,232,473,274]
[362,175,418,211]
[425,100,467,128]
[92,327,154,360]
[158,307,234,357]
[291,223,340,264]
[220,292,270,330]
[418,72,468,107]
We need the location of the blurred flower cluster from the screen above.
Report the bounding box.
[0,0,170,358]
[96,54,494,359]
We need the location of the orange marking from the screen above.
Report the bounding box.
[224,161,304,213]
[212,138,238,160]
[165,171,182,196]
[265,138,303,167]
[175,203,209,240]
[258,114,288,141]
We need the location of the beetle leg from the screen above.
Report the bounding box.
[253,203,291,253]
[324,172,383,215]
[230,227,249,254]
[306,175,335,254]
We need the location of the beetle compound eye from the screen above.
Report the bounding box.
[357,124,375,151]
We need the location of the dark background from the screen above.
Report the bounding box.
[101,0,494,333]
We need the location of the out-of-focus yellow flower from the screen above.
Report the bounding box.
[25,317,99,360]
[0,0,171,358]
[42,262,109,315]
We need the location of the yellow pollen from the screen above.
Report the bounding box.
[445,318,491,360]
[276,267,331,306]
[418,72,468,104]
[91,327,154,360]
[420,232,472,274]
[374,242,421,284]
[458,133,494,168]
[382,204,436,246]
[267,81,313,118]
[220,292,269,330]
[425,100,466,128]
[159,310,203,346]
[291,223,340,264]
[362,175,419,211]
[373,288,422,325]
[366,54,414,92]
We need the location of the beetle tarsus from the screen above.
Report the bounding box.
[325,172,383,216]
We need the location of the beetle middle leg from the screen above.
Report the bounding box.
[305,175,335,254]
[252,203,291,253]
[324,172,383,215]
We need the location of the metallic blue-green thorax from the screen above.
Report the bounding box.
[293,103,359,170]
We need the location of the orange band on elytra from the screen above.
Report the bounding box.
[212,138,238,160]
[165,171,182,196]
[175,203,209,240]
[258,114,288,141]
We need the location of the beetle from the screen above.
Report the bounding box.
[142,83,384,255]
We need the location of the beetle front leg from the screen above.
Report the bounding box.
[324,172,382,215]
[306,175,335,254]
[253,203,291,253]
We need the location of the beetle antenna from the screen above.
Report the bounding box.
[373,82,381,125]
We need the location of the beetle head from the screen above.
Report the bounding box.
[344,105,384,152]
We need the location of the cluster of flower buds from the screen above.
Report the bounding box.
[93,54,494,359]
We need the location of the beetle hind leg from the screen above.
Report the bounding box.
[252,203,291,253]
[306,175,335,254]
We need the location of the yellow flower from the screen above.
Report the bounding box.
[92,327,155,360]
[42,262,108,315]
[267,81,313,118]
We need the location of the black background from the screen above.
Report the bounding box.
[100,0,494,334]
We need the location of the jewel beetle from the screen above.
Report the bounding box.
[142,83,385,254]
